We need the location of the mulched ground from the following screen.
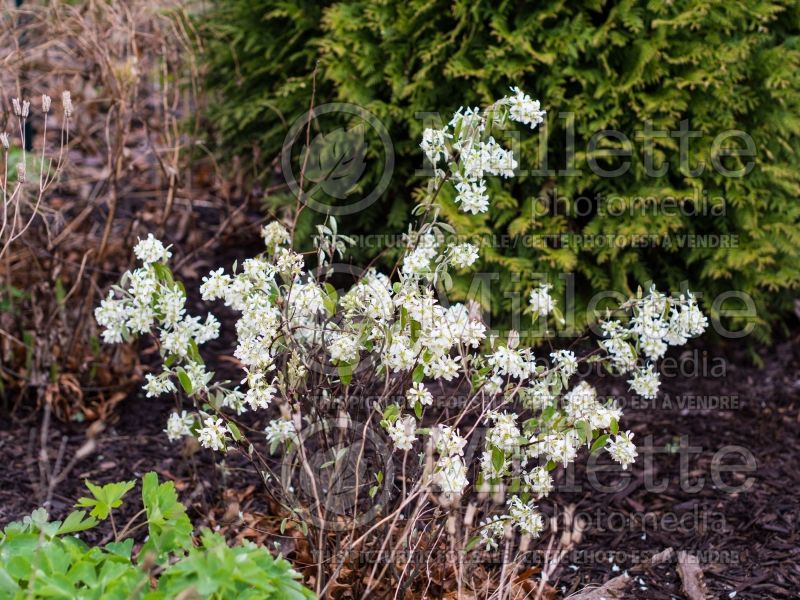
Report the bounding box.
[1,328,798,598]
[546,335,800,599]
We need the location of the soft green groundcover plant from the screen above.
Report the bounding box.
[200,0,800,341]
[0,473,313,599]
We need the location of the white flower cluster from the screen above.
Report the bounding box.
[265,419,297,446]
[599,287,709,399]
[261,221,291,253]
[387,415,417,451]
[431,425,469,496]
[94,236,219,424]
[529,283,554,316]
[606,431,637,470]
[133,233,172,264]
[420,88,546,215]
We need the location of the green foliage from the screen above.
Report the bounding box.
[76,480,135,520]
[0,474,313,599]
[200,0,800,341]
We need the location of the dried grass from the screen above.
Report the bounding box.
[0,0,222,420]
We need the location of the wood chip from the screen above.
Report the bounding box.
[568,573,630,599]
[676,551,709,600]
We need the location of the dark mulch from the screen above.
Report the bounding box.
[1,329,798,598]
[546,336,800,599]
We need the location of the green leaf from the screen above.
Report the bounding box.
[409,319,421,344]
[176,367,193,394]
[381,403,400,425]
[590,434,609,454]
[575,420,590,444]
[75,480,135,520]
[228,421,243,442]
[56,511,98,535]
[338,363,353,385]
[140,472,193,560]
[412,363,425,384]
[491,447,505,474]
[464,535,481,552]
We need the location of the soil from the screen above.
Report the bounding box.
[1,316,798,599]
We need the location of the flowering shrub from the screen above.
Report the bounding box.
[96,90,706,561]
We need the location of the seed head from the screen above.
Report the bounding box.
[42,94,51,113]
[0,132,8,150]
[11,98,21,116]
[61,91,73,118]
[17,162,26,184]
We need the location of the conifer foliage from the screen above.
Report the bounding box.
[201,0,800,339]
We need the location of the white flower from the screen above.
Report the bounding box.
[520,381,555,411]
[274,248,304,277]
[665,292,708,344]
[448,243,479,269]
[486,411,521,454]
[454,179,489,214]
[402,233,439,276]
[507,495,545,537]
[197,416,229,451]
[388,415,417,451]
[529,431,579,467]
[329,332,361,364]
[94,293,129,343]
[480,449,509,480]
[563,381,598,422]
[261,222,291,252]
[606,431,637,469]
[133,234,171,264]
[601,333,637,374]
[484,375,505,395]
[243,371,277,410]
[406,382,433,407]
[222,389,247,414]
[501,87,546,129]
[158,287,186,328]
[488,346,534,380]
[165,411,194,442]
[523,466,554,497]
[628,365,660,399]
[478,515,506,551]
[200,268,232,301]
[550,349,578,379]
[433,455,468,495]
[433,425,467,457]
[529,284,554,316]
[265,419,297,445]
[420,127,450,165]
[144,372,176,398]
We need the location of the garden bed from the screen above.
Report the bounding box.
[2,333,797,599]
